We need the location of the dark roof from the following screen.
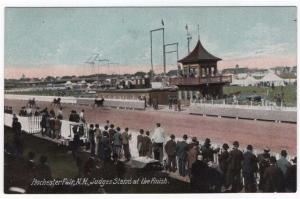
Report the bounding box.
[178,40,221,64]
[167,69,178,76]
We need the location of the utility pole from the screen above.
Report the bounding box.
[186,24,192,53]
[96,59,109,88]
[164,42,179,63]
[150,27,165,77]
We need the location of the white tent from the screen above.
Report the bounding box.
[243,75,258,86]
[259,71,285,86]
[65,81,72,85]
[231,77,246,86]
[80,80,87,84]
[231,75,258,86]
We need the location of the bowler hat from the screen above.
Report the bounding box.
[233,141,239,147]
[222,143,229,150]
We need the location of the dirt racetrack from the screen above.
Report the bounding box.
[4,99,297,155]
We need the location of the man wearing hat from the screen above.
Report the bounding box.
[277,150,291,177]
[201,138,220,163]
[226,141,243,192]
[218,143,230,187]
[285,157,296,192]
[263,156,285,192]
[164,134,177,172]
[242,145,258,192]
[190,155,209,193]
[176,134,188,177]
[257,147,271,191]
[152,123,166,162]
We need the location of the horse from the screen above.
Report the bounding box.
[51,98,62,108]
[27,98,36,108]
[94,98,104,107]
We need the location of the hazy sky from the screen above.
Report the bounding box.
[5,7,297,78]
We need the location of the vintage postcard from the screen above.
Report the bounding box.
[3,6,297,194]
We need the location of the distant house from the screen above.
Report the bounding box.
[222,64,249,75]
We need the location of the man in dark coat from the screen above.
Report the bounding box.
[73,111,80,123]
[69,110,75,122]
[201,138,220,163]
[218,143,229,187]
[72,126,81,160]
[108,124,116,148]
[176,134,188,177]
[242,145,258,192]
[164,134,177,172]
[98,131,111,161]
[137,129,145,157]
[88,124,96,156]
[285,157,296,192]
[12,117,23,157]
[226,141,244,192]
[257,148,271,191]
[263,156,285,192]
[144,131,152,158]
[190,155,209,193]
[121,127,131,161]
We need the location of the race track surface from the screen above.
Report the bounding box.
[4,99,297,155]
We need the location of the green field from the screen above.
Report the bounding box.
[223,85,297,106]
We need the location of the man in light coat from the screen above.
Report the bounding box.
[152,123,166,162]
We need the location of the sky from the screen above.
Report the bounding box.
[4,7,297,78]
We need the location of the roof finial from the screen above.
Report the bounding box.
[197,24,200,40]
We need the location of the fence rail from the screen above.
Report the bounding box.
[190,99,297,112]
[5,94,145,110]
[4,113,295,165]
[189,102,297,123]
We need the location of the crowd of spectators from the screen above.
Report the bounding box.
[6,104,297,193]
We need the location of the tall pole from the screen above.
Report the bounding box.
[150,31,153,75]
[162,28,166,76]
[176,43,179,61]
[150,27,165,78]
[186,25,192,54]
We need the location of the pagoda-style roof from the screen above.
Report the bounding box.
[178,40,221,64]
